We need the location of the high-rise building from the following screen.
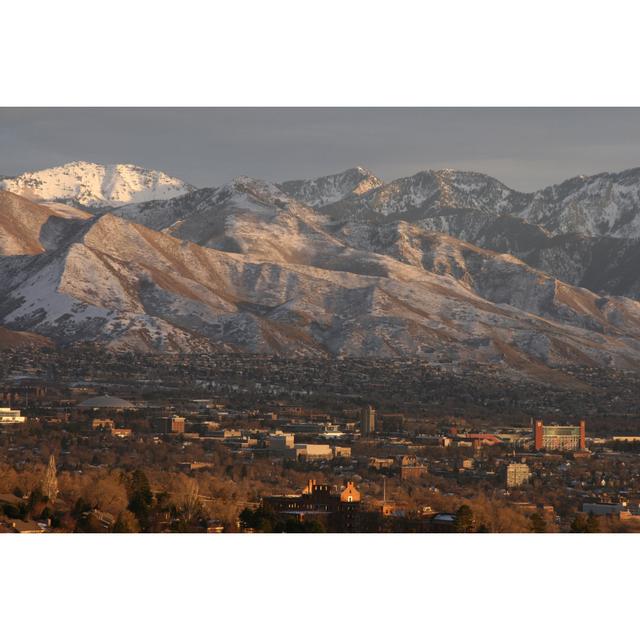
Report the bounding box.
[506,462,531,488]
[533,420,586,451]
[360,405,376,435]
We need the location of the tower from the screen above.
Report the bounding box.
[360,405,376,435]
[534,420,544,450]
[579,420,586,450]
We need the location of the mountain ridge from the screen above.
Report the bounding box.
[3,161,640,378]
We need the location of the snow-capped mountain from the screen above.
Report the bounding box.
[119,177,344,263]
[278,167,383,208]
[0,161,194,211]
[518,168,640,238]
[3,210,640,374]
[323,166,640,240]
[323,169,532,221]
[4,160,640,376]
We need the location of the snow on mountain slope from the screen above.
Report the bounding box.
[278,167,383,208]
[333,219,636,334]
[324,169,532,221]
[115,187,218,230]
[6,161,640,370]
[4,212,640,372]
[0,190,92,255]
[324,166,640,241]
[119,177,348,263]
[115,167,640,303]
[169,177,342,260]
[519,168,640,238]
[1,161,194,211]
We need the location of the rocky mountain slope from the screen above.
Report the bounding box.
[519,168,640,238]
[0,161,194,211]
[0,190,92,256]
[2,211,640,375]
[321,167,640,239]
[278,167,383,208]
[3,161,640,374]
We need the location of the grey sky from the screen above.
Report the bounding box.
[1,108,639,192]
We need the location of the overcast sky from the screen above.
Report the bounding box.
[1,108,639,192]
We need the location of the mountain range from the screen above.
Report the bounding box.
[3,160,640,379]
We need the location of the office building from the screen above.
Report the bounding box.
[360,405,376,435]
[533,420,586,451]
[506,462,531,488]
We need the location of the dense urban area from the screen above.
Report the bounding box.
[2,344,640,533]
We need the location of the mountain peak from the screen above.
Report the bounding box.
[278,167,383,208]
[0,161,194,211]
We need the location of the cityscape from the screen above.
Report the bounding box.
[3,9,636,640]
[2,344,640,533]
[3,109,640,534]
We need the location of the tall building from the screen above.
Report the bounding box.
[506,462,531,488]
[360,405,376,435]
[533,420,586,451]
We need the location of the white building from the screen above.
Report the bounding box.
[506,462,531,488]
[295,443,333,461]
[0,408,26,424]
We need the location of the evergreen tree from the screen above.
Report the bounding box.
[454,504,474,533]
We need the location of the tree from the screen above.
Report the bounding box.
[570,513,600,533]
[454,504,474,533]
[530,512,547,533]
[127,470,153,530]
[42,455,59,505]
[585,513,600,533]
[181,479,203,524]
[113,510,140,533]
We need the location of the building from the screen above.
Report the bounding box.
[582,502,627,516]
[262,479,361,531]
[268,431,295,451]
[399,455,428,480]
[456,432,503,448]
[111,427,132,438]
[77,395,135,410]
[332,445,351,459]
[369,457,395,470]
[360,405,376,435]
[295,443,333,461]
[533,420,586,451]
[162,415,185,434]
[0,407,26,424]
[92,418,115,430]
[506,462,531,488]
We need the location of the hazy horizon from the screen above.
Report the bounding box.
[1,107,640,192]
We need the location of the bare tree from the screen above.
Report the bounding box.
[42,455,59,505]
[182,479,201,523]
